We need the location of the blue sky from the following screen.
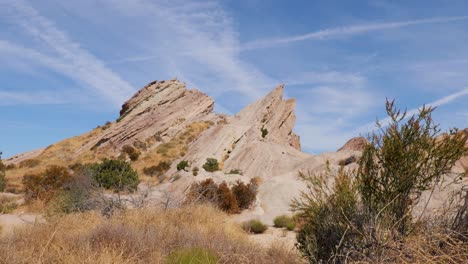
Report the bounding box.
[0,0,467,158]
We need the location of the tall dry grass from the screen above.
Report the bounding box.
[0,205,303,264]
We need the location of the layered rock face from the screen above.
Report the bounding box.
[76,79,217,156]
[174,85,306,179]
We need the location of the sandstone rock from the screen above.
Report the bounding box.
[76,79,217,156]
[338,137,368,152]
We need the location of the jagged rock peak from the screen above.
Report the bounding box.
[338,137,368,152]
[236,84,300,150]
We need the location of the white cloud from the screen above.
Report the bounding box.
[98,0,276,99]
[356,87,468,133]
[1,0,135,106]
[242,16,468,50]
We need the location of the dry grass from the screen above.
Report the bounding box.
[132,121,213,182]
[0,205,302,264]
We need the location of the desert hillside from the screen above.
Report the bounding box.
[1,79,467,263]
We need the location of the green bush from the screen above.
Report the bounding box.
[122,145,140,161]
[358,100,467,234]
[273,215,295,230]
[242,219,268,234]
[91,159,139,192]
[176,160,189,171]
[291,100,468,263]
[227,169,243,175]
[261,126,268,138]
[202,158,219,172]
[286,221,296,231]
[166,248,218,264]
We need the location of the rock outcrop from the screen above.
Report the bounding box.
[338,137,368,152]
[77,79,218,156]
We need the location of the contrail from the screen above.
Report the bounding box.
[242,16,468,50]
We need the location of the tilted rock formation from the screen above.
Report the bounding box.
[338,137,368,152]
[73,79,217,157]
[169,85,306,179]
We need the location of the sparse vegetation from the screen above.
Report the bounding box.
[192,166,199,176]
[176,160,189,171]
[203,158,219,172]
[143,161,171,177]
[292,100,468,263]
[261,126,268,138]
[242,219,268,234]
[122,145,140,161]
[227,169,243,175]
[0,195,17,214]
[273,215,295,230]
[19,158,40,168]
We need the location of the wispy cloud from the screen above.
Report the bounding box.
[98,0,276,99]
[1,0,135,106]
[356,87,468,133]
[0,91,66,105]
[242,16,468,50]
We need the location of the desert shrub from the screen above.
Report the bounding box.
[22,165,72,202]
[292,169,360,262]
[232,179,258,210]
[0,195,17,214]
[166,247,218,264]
[122,145,140,161]
[46,166,102,215]
[143,161,171,177]
[292,100,468,263]
[286,221,296,231]
[227,169,243,175]
[192,166,199,176]
[216,181,240,214]
[19,158,40,168]
[176,160,189,171]
[187,178,219,205]
[187,179,252,214]
[202,158,219,172]
[91,159,139,192]
[0,158,5,192]
[261,126,268,138]
[358,100,467,235]
[242,219,268,234]
[274,215,295,230]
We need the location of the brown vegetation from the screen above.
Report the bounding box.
[187,178,258,214]
[0,205,302,264]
